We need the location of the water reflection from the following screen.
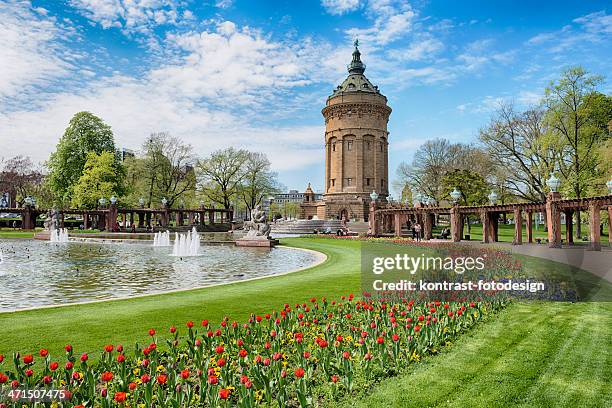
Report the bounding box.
[0,240,318,311]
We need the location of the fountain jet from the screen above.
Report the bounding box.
[171,227,200,257]
[50,228,69,243]
[153,231,171,246]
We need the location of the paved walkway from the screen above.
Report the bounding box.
[475,242,612,283]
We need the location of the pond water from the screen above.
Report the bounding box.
[0,239,320,311]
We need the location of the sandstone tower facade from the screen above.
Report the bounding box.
[301,41,391,222]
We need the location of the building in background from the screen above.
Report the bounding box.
[301,41,391,221]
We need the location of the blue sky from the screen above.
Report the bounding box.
[1,0,611,196]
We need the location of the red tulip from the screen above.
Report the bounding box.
[219,388,230,399]
[140,374,151,383]
[201,319,209,327]
[101,371,113,382]
[0,373,10,383]
[157,374,167,385]
[180,369,189,379]
[186,321,194,328]
[129,382,137,390]
[39,349,48,357]
[215,345,224,354]
[217,358,226,367]
[80,353,88,362]
[0,355,3,363]
[104,344,113,353]
[114,392,127,403]
[117,354,125,363]
[23,354,33,364]
[50,362,59,371]
[149,328,156,336]
[294,367,305,378]
[65,361,73,370]
[170,326,176,333]
[64,344,72,353]
[208,375,218,385]
[376,336,384,344]
[238,349,248,358]
[331,375,339,383]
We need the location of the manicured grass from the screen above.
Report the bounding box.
[335,301,612,408]
[0,230,35,239]
[432,223,609,245]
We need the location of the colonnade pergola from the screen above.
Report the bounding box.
[7,203,233,232]
[369,192,612,251]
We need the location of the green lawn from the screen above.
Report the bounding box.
[337,301,612,408]
[432,223,610,245]
[0,237,610,407]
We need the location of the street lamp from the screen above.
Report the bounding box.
[161,197,168,207]
[110,195,117,205]
[369,191,378,201]
[546,173,560,193]
[607,178,612,195]
[99,197,107,207]
[24,196,33,206]
[450,188,461,204]
[139,197,145,208]
[488,191,498,205]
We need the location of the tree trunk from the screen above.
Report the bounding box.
[575,210,582,239]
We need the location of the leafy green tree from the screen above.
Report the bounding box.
[544,67,606,236]
[47,112,118,205]
[71,151,122,209]
[239,152,280,219]
[197,147,249,209]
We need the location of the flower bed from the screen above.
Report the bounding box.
[0,295,507,407]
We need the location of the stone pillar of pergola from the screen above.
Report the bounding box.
[545,192,562,248]
[209,209,215,225]
[368,200,377,235]
[83,212,89,229]
[21,206,35,230]
[423,211,433,240]
[393,212,401,237]
[161,207,169,227]
[564,210,574,245]
[512,208,522,245]
[525,210,533,243]
[481,210,497,243]
[450,205,461,242]
[588,202,601,251]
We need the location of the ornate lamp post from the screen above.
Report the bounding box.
[138,197,145,208]
[607,178,612,195]
[450,188,461,204]
[98,197,107,208]
[369,191,379,201]
[110,195,117,205]
[546,173,561,193]
[161,197,168,207]
[488,191,498,205]
[24,196,33,207]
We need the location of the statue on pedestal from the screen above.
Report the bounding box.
[243,205,271,240]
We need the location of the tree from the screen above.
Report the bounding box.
[479,104,558,203]
[239,152,280,218]
[396,139,493,203]
[71,151,122,209]
[197,148,249,209]
[441,169,489,234]
[544,67,607,236]
[0,155,43,207]
[48,112,118,204]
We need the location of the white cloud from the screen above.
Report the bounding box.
[0,1,74,102]
[0,16,331,173]
[321,0,361,15]
[69,0,183,34]
[526,10,611,53]
[215,0,234,9]
[345,0,415,45]
[388,36,444,61]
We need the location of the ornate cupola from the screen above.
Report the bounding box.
[347,39,366,74]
